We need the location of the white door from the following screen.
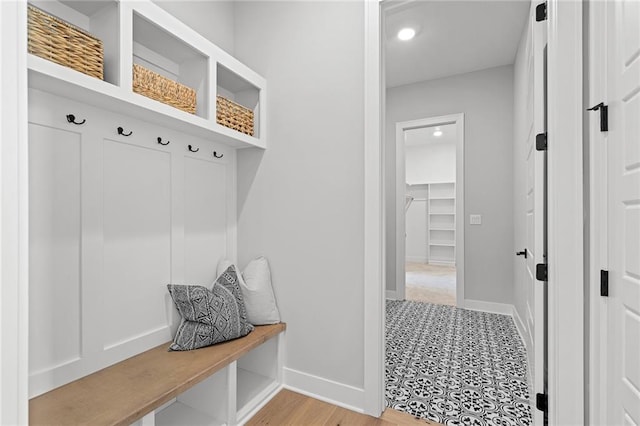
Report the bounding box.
[531,11,547,426]
[515,4,548,423]
[606,0,640,423]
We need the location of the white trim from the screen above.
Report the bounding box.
[394,121,406,300]
[512,305,528,345]
[532,7,547,425]
[512,305,535,408]
[385,290,400,300]
[283,368,365,414]
[236,383,283,425]
[363,0,384,417]
[0,1,29,424]
[586,0,608,424]
[546,0,585,424]
[428,260,455,267]
[395,114,465,307]
[463,299,514,316]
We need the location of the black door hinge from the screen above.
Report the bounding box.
[601,269,609,297]
[536,2,547,21]
[536,393,548,412]
[536,133,547,151]
[587,102,608,132]
[536,263,548,281]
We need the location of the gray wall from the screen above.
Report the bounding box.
[386,66,515,305]
[157,0,367,399]
[234,2,366,390]
[154,1,235,54]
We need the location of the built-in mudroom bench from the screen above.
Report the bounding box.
[30,324,285,426]
[24,0,276,424]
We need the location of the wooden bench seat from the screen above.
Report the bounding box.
[29,323,286,426]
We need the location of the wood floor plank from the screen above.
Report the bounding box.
[380,407,443,425]
[326,406,394,426]
[286,396,338,425]
[247,390,444,426]
[246,389,309,425]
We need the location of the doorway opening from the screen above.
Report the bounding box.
[395,114,464,307]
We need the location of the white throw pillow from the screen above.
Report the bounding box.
[216,259,235,278]
[216,257,281,325]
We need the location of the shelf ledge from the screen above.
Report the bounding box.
[28,54,265,149]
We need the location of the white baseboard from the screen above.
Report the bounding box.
[512,305,528,346]
[428,260,455,266]
[462,299,514,316]
[512,305,535,400]
[283,367,364,414]
[386,290,400,300]
[406,256,427,263]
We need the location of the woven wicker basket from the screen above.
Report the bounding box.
[216,96,254,136]
[27,5,104,80]
[132,64,197,114]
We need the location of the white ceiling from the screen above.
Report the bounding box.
[385,0,530,88]
[405,123,456,146]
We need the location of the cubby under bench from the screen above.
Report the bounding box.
[29,323,286,426]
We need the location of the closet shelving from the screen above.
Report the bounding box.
[27,0,267,149]
[427,182,456,265]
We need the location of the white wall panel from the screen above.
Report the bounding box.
[29,124,82,379]
[626,208,640,278]
[184,157,227,285]
[624,93,640,172]
[102,140,172,350]
[28,87,235,397]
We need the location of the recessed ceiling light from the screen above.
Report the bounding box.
[397,28,416,41]
[433,128,443,137]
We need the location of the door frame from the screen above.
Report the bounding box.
[394,114,465,306]
[546,0,585,423]
[0,1,29,424]
[362,0,384,417]
[364,0,585,421]
[585,0,608,423]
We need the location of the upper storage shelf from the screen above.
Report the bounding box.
[26,0,267,149]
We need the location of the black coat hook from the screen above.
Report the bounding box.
[157,137,170,145]
[188,144,199,152]
[213,151,224,159]
[117,127,133,136]
[66,114,86,125]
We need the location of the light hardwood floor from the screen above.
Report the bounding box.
[405,262,456,306]
[247,389,442,425]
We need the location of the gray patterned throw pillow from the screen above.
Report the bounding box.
[167,265,253,351]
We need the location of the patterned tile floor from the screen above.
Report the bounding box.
[385,300,532,426]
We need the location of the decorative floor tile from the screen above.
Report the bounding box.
[386,300,532,426]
